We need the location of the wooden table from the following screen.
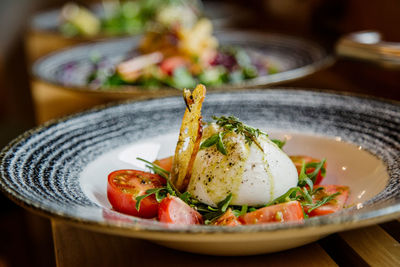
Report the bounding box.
[51,220,400,266]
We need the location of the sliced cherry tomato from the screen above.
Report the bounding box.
[212,209,241,226]
[239,201,304,225]
[158,196,203,225]
[107,170,165,218]
[305,185,349,217]
[153,156,173,173]
[290,155,327,185]
[160,56,188,75]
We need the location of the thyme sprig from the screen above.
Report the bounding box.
[200,115,269,154]
[214,116,268,151]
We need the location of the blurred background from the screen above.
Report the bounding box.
[0,0,400,266]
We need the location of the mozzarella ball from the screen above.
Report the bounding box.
[187,123,298,207]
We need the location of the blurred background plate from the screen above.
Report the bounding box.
[31,30,332,123]
[26,1,255,63]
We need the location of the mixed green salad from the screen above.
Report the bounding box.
[87,46,278,89]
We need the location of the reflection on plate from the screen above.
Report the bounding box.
[1,89,399,255]
[32,31,332,97]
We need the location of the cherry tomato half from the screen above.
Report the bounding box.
[290,155,327,185]
[239,201,304,225]
[107,170,165,218]
[158,196,203,225]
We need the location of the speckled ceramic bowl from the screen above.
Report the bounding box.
[1,89,399,255]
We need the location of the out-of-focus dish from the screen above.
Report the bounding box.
[85,17,281,90]
[32,30,331,94]
[53,2,277,90]
[26,0,253,62]
[30,29,330,124]
[1,89,399,255]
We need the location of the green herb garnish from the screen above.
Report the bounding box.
[201,193,234,224]
[200,132,227,155]
[271,138,286,149]
[200,116,268,155]
[136,157,170,179]
[304,192,341,213]
[135,187,167,211]
[134,158,178,211]
[306,159,326,183]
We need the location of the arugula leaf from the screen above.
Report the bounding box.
[135,157,187,210]
[301,205,309,219]
[312,187,324,195]
[240,205,248,216]
[179,191,192,204]
[216,132,227,155]
[136,157,170,179]
[267,187,302,206]
[219,193,232,212]
[306,159,326,183]
[200,133,219,150]
[297,160,314,191]
[136,157,179,196]
[200,132,227,155]
[301,188,313,204]
[304,192,341,213]
[166,181,176,195]
[154,189,168,202]
[200,193,234,223]
[135,187,166,211]
[232,205,248,217]
[271,138,286,149]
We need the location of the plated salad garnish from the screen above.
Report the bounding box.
[106,84,349,225]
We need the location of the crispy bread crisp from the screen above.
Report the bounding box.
[171,84,206,191]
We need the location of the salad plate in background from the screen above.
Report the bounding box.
[0,89,399,255]
[26,0,254,62]
[32,30,331,98]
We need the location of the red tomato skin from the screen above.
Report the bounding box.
[160,57,188,75]
[158,196,203,225]
[153,156,173,173]
[212,209,241,226]
[107,170,165,218]
[307,185,349,217]
[239,201,304,225]
[290,155,327,185]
